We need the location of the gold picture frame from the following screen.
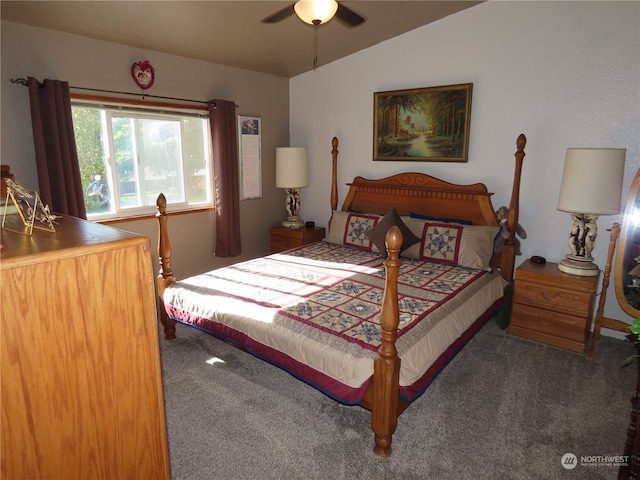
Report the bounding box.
[373,83,473,162]
[2,179,57,234]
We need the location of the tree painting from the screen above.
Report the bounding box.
[373,84,472,162]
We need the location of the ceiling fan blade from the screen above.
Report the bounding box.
[335,3,365,27]
[261,4,296,24]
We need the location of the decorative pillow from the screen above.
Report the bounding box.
[325,210,380,251]
[409,212,472,225]
[365,207,420,258]
[402,217,499,271]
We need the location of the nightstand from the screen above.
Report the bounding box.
[269,225,326,253]
[508,259,600,353]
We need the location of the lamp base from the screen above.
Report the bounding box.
[282,188,304,229]
[557,257,600,276]
[282,216,304,229]
[558,212,601,276]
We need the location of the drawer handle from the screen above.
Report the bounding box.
[541,292,557,303]
[540,291,577,303]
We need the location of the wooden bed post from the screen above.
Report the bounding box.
[371,226,402,457]
[502,134,527,282]
[156,193,177,340]
[330,137,339,213]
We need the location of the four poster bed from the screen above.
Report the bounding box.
[156,134,527,456]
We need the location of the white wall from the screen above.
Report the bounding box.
[290,1,640,337]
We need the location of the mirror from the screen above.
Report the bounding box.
[615,168,640,319]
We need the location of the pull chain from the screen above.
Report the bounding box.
[313,20,320,71]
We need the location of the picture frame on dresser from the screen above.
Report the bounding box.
[2,178,57,234]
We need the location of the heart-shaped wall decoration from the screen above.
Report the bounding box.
[131,61,155,90]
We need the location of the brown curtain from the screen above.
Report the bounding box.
[208,99,241,257]
[27,77,86,219]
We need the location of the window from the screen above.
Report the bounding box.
[72,101,212,220]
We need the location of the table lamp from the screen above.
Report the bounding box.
[275,147,309,229]
[556,147,626,276]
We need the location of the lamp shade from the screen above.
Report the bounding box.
[294,0,338,25]
[557,148,626,215]
[275,147,309,189]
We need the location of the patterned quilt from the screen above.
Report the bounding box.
[164,241,506,404]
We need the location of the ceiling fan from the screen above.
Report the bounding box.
[262,0,365,27]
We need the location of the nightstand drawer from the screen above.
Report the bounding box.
[513,282,593,317]
[511,303,589,343]
[269,226,326,254]
[270,236,301,252]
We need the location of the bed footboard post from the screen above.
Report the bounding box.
[371,226,402,457]
[502,134,527,282]
[156,193,177,340]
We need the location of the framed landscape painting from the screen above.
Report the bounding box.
[373,83,472,162]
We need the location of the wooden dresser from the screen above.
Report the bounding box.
[509,259,599,354]
[1,216,170,479]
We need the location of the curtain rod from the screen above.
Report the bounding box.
[10,77,238,107]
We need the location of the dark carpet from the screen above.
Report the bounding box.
[159,319,635,480]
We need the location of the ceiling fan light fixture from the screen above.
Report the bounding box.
[294,0,339,25]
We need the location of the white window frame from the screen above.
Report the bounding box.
[71,96,213,221]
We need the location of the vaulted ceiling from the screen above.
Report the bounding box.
[1,1,482,78]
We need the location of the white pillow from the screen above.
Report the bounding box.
[325,210,380,251]
[402,217,499,271]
